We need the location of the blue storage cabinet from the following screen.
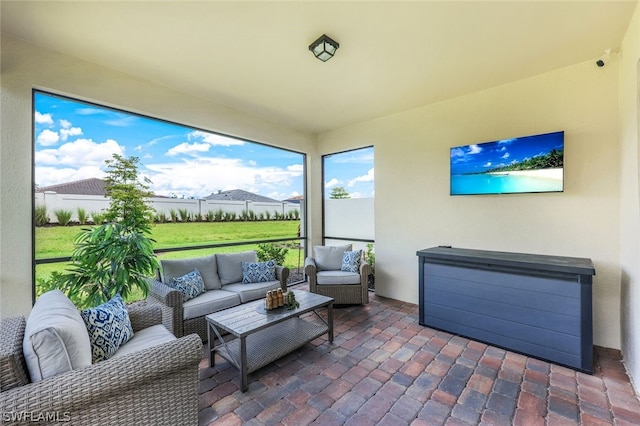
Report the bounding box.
[417,247,595,373]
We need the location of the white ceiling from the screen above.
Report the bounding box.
[1,1,637,134]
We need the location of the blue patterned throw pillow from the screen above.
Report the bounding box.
[81,295,133,363]
[242,260,276,284]
[341,250,362,273]
[168,269,205,302]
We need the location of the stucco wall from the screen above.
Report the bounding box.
[0,36,317,317]
[619,0,640,393]
[319,59,622,350]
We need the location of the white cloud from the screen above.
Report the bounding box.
[484,162,492,167]
[36,129,60,146]
[189,130,244,146]
[348,168,374,187]
[324,178,340,188]
[35,138,124,168]
[450,147,466,158]
[166,142,211,157]
[287,164,304,174]
[35,166,106,188]
[501,152,510,159]
[144,157,302,199]
[35,111,54,125]
[59,119,71,129]
[468,144,482,154]
[104,115,137,127]
[60,126,83,141]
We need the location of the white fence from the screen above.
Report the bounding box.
[35,192,301,223]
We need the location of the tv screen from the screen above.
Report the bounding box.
[450,131,564,195]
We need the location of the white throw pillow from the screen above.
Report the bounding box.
[23,290,92,382]
[314,244,352,271]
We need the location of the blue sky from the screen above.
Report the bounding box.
[450,131,564,175]
[323,147,374,199]
[34,92,374,200]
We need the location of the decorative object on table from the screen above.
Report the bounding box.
[285,291,299,310]
[265,289,285,310]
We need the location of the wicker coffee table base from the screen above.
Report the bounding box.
[207,291,333,391]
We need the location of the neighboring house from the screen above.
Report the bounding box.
[37,178,107,196]
[203,189,280,203]
[283,195,303,204]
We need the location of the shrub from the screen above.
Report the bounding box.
[77,208,88,225]
[223,212,236,222]
[214,209,224,222]
[258,212,265,221]
[90,211,106,225]
[265,210,271,220]
[169,209,178,222]
[54,209,73,226]
[178,208,190,222]
[292,209,300,220]
[35,205,49,227]
[248,210,255,221]
[365,243,375,276]
[240,210,249,221]
[257,243,288,266]
[156,212,168,223]
[204,210,215,222]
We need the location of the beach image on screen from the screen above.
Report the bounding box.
[450,131,564,195]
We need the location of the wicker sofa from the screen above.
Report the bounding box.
[147,250,289,341]
[0,298,202,426]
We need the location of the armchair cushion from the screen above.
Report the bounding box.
[341,250,362,273]
[217,251,258,285]
[167,269,206,302]
[81,294,134,363]
[111,325,175,358]
[23,290,92,383]
[314,244,352,271]
[316,270,362,285]
[0,317,29,391]
[161,254,221,290]
[242,259,276,283]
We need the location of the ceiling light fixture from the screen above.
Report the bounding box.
[309,34,339,62]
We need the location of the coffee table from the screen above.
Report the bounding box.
[206,290,333,391]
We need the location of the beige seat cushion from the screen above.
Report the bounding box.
[161,254,222,290]
[314,244,352,271]
[316,270,361,285]
[182,290,241,320]
[112,325,175,358]
[223,281,281,303]
[23,290,92,382]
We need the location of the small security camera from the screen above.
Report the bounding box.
[596,49,611,68]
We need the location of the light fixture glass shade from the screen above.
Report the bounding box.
[309,34,339,62]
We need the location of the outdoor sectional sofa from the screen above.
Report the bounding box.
[147,250,289,341]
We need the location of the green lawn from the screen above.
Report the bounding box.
[35,220,305,297]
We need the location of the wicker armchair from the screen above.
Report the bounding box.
[305,245,371,305]
[0,304,202,426]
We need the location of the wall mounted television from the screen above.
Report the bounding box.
[450,131,564,196]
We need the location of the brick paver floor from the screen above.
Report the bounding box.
[198,283,640,425]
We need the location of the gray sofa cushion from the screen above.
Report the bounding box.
[112,325,176,358]
[216,251,258,285]
[23,290,92,383]
[0,317,30,391]
[314,244,352,271]
[161,254,222,290]
[182,290,241,320]
[223,281,281,303]
[316,270,361,285]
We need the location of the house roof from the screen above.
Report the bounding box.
[2,2,635,134]
[203,189,280,203]
[37,178,107,196]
